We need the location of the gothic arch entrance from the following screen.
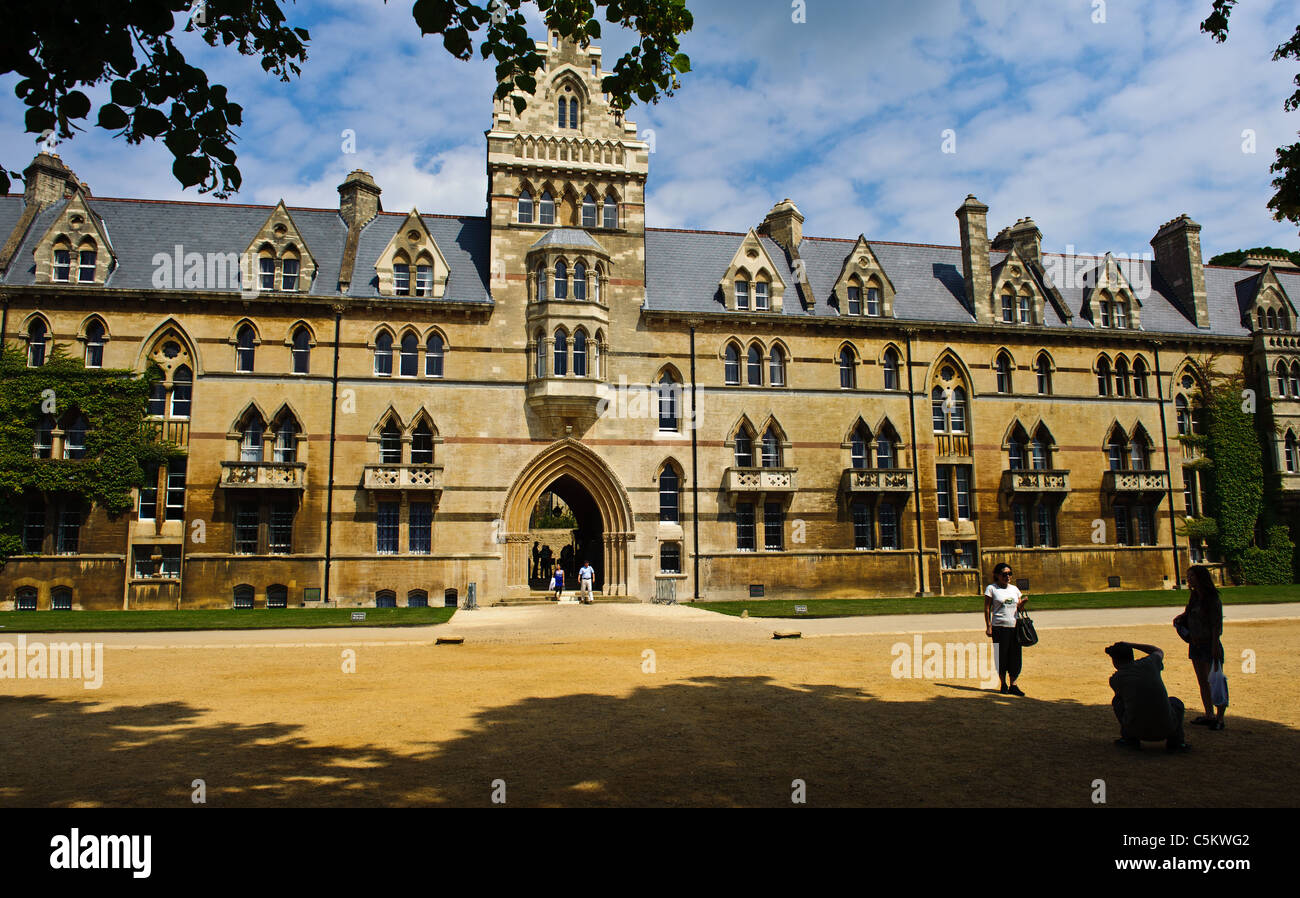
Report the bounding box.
[503,440,635,596]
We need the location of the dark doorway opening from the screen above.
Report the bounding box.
[527,474,604,591]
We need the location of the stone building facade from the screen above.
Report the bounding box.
[2,34,1299,610]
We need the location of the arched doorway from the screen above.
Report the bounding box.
[503,439,635,596]
[527,475,604,590]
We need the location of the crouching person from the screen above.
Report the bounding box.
[1105,642,1189,753]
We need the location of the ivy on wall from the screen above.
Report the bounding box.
[1183,356,1294,584]
[0,344,176,562]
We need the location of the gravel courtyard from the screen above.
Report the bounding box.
[2,604,1297,807]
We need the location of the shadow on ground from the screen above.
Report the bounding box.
[2,678,1296,807]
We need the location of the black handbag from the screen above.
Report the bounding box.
[1015,607,1038,647]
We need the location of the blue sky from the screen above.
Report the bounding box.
[2,0,1298,258]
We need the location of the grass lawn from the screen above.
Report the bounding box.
[691,583,1300,619]
[0,606,456,634]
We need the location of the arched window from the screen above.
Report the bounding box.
[236,324,256,373]
[412,421,434,464]
[51,587,73,610]
[539,191,555,226]
[1287,431,1299,474]
[850,423,870,469]
[1257,308,1266,330]
[876,431,896,469]
[426,334,445,377]
[949,388,968,432]
[995,353,1012,394]
[554,260,568,299]
[53,244,71,281]
[592,330,603,379]
[659,465,680,523]
[592,265,602,303]
[582,192,597,228]
[380,421,402,464]
[724,344,740,385]
[931,387,946,433]
[408,589,429,608]
[79,246,97,283]
[399,332,419,377]
[755,279,770,311]
[1290,362,1300,398]
[1114,298,1128,329]
[259,251,275,291]
[292,326,311,374]
[241,414,265,462]
[839,347,856,389]
[1176,395,1190,436]
[557,97,567,128]
[847,279,863,315]
[1282,309,1292,331]
[1107,431,1124,471]
[233,585,254,609]
[1114,357,1130,398]
[573,330,588,377]
[1128,436,1148,471]
[1035,355,1052,395]
[280,250,299,291]
[1132,357,1148,398]
[1096,356,1111,396]
[573,262,587,301]
[376,590,397,608]
[553,329,568,376]
[1031,427,1050,469]
[569,97,578,129]
[27,319,48,367]
[1277,360,1288,397]
[1268,309,1278,330]
[761,426,782,467]
[768,345,786,387]
[735,277,750,310]
[734,426,754,467]
[1018,290,1031,324]
[374,331,393,376]
[1008,426,1027,471]
[84,321,105,368]
[746,345,763,386]
[266,584,288,608]
[518,189,534,223]
[536,264,548,302]
[658,373,679,431]
[63,413,88,459]
[171,366,193,418]
[149,381,166,416]
[274,417,298,463]
[535,331,547,378]
[883,348,900,391]
[1000,289,1014,323]
[603,194,618,229]
[1100,299,1113,328]
[415,258,432,297]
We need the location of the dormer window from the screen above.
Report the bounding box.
[1018,291,1031,324]
[540,192,555,226]
[847,285,861,315]
[582,192,597,228]
[78,248,96,283]
[281,256,299,291]
[1114,298,1128,329]
[394,262,410,295]
[755,280,770,311]
[54,249,71,282]
[259,255,274,290]
[1100,301,1112,327]
[1001,289,1014,323]
[866,286,881,316]
[415,264,432,297]
[736,279,750,310]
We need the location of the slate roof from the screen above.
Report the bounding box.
[3,191,1297,338]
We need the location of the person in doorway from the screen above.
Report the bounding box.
[578,559,595,604]
[540,544,553,582]
[1105,641,1189,753]
[1179,565,1227,730]
[552,564,565,601]
[531,541,541,581]
[560,544,575,584]
[984,562,1027,696]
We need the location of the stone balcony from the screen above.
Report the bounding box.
[526,376,605,436]
[1103,469,1169,493]
[843,468,914,493]
[363,464,444,492]
[219,461,306,489]
[1001,468,1070,493]
[724,467,798,494]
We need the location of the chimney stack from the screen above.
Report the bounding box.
[338,170,382,228]
[956,195,993,322]
[991,217,1042,269]
[1151,214,1209,329]
[759,198,804,252]
[23,152,76,208]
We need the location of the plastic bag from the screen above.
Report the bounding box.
[1209,659,1229,708]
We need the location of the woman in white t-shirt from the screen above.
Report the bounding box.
[984,562,1028,696]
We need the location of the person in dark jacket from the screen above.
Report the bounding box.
[1178,565,1226,730]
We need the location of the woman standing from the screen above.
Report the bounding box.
[1181,565,1226,730]
[984,562,1027,696]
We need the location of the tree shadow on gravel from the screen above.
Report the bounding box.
[2,679,1296,807]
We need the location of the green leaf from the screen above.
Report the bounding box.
[172,155,209,188]
[134,107,170,138]
[110,79,143,107]
[672,52,691,72]
[96,104,130,131]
